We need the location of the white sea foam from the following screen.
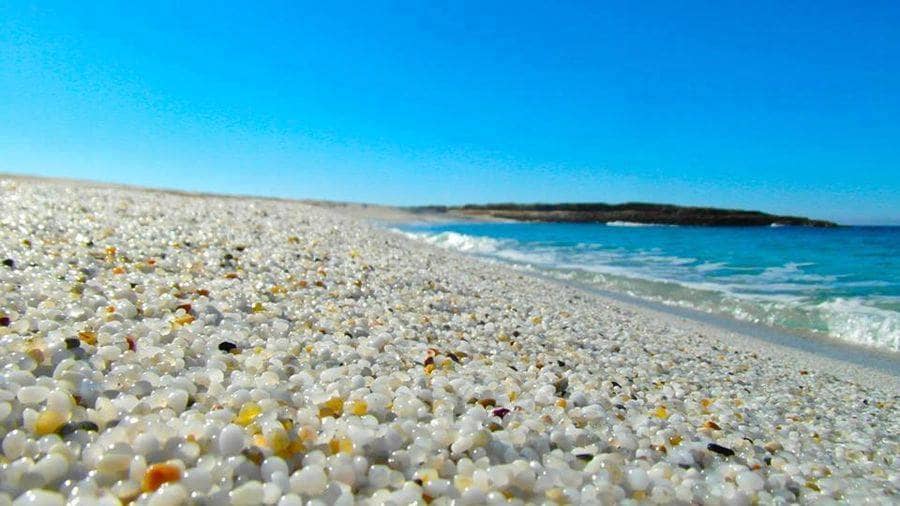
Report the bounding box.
[606,221,673,227]
[815,298,900,350]
[394,230,505,254]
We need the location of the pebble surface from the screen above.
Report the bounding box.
[0,177,897,505]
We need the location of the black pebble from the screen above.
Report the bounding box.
[58,423,78,437]
[0,317,10,327]
[59,421,100,436]
[2,258,14,268]
[707,443,735,456]
[218,341,238,352]
[575,454,593,461]
[65,338,81,349]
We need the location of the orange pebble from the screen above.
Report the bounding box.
[141,463,181,492]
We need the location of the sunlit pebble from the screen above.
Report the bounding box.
[0,179,896,504]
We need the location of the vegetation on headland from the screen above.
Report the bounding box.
[410,203,838,227]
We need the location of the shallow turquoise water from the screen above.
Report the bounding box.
[399,222,900,352]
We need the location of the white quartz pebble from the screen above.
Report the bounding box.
[290,465,327,496]
[736,471,765,493]
[219,424,245,456]
[12,490,64,506]
[230,481,264,506]
[16,386,49,405]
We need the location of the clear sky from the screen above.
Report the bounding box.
[2,1,899,224]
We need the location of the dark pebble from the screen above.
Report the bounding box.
[65,338,81,349]
[707,443,735,456]
[0,317,10,327]
[2,258,14,268]
[242,447,264,465]
[554,377,569,397]
[611,381,621,388]
[447,352,460,363]
[491,407,510,419]
[575,454,593,461]
[218,341,238,353]
[60,421,101,436]
[58,423,78,437]
[615,404,627,410]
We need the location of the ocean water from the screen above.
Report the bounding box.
[397,222,900,352]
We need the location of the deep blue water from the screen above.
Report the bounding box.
[398,222,900,352]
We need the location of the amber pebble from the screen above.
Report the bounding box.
[78,331,97,345]
[141,463,182,492]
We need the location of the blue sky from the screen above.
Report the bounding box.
[2,1,899,224]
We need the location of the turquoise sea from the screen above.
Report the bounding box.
[398,222,900,352]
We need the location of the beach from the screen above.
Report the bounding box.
[0,177,897,505]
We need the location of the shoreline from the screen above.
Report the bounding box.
[2,176,898,503]
[382,228,900,389]
[369,213,900,382]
